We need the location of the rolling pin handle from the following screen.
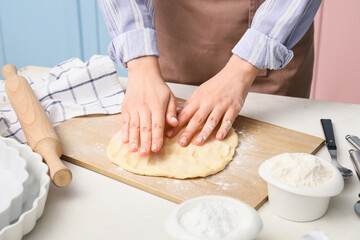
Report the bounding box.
[2,64,18,79]
[46,152,73,187]
[35,138,72,187]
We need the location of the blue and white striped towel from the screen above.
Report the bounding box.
[0,55,124,143]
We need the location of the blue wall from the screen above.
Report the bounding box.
[0,0,127,79]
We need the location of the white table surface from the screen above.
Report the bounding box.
[19,66,360,240]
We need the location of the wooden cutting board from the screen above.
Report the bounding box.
[55,109,324,209]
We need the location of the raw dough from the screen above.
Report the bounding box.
[106,127,238,179]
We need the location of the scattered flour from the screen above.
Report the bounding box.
[269,153,333,188]
[179,202,244,239]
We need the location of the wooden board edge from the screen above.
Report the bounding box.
[254,196,268,210]
[61,155,185,204]
[310,139,326,154]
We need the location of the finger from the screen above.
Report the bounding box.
[178,107,212,146]
[167,102,198,138]
[129,112,140,152]
[216,107,240,140]
[194,107,225,145]
[120,111,130,143]
[166,94,178,127]
[139,111,152,156]
[176,100,189,115]
[151,110,165,152]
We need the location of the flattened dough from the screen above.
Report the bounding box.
[106,127,238,179]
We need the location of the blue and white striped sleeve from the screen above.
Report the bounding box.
[98,0,158,68]
[232,0,322,70]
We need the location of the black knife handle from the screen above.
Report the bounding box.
[321,119,337,150]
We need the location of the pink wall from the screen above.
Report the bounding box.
[311,0,360,104]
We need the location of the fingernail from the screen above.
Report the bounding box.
[151,144,158,151]
[130,143,138,151]
[216,132,224,140]
[171,117,178,123]
[196,136,204,144]
[122,135,129,142]
[179,136,187,145]
[167,130,173,137]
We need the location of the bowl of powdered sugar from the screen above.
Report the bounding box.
[258,153,344,222]
[165,195,262,240]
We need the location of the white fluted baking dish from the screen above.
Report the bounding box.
[0,136,50,240]
[0,140,29,230]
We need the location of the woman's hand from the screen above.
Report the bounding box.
[122,56,178,156]
[166,55,259,146]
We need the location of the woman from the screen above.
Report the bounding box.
[99,0,322,156]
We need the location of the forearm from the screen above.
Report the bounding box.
[225,55,259,84]
[232,0,322,70]
[127,56,163,83]
[98,0,159,67]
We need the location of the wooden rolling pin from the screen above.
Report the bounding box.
[2,64,72,187]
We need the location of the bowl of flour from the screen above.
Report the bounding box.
[164,195,262,240]
[258,153,344,222]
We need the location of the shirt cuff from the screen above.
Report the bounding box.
[108,28,159,68]
[232,28,294,70]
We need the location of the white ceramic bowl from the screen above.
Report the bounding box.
[165,195,263,240]
[0,137,50,240]
[0,140,29,230]
[258,153,344,222]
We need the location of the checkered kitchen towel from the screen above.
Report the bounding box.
[0,55,124,143]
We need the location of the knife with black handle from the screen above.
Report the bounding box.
[321,119,337,150]
[321,119,353,178]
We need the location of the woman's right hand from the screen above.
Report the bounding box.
[121,56,178,156]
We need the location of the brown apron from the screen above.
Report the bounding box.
[152,0,314,98]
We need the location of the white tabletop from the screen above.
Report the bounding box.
[20,66,360,240]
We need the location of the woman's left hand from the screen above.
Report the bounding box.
[166,54,259,146]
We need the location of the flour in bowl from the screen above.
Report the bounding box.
[269,153,333,188]
[179,201,244,238]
